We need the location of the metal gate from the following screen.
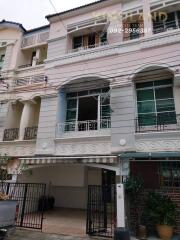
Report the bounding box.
[5,183,46,230]
[86,185,116,238]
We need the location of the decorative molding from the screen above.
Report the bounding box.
[55,140,111,156]
[0,140,36,156]
[135,139,180,152]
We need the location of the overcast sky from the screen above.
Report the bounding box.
[0,0,97,30]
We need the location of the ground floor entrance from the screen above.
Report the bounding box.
[17,163,118,237]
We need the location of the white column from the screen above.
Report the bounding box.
[116,183,126,228]
[143,0,153,36]
[19,101,33,140]
[32,48,40,66]
[107,8,123,44]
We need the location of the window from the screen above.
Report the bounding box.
[136,79,176,126]
[153,11,178,34]
[72,32,107,50]
[65,88,110,132]
[159,162,180,187]
[73,36,83,49]
[130,23,140,40]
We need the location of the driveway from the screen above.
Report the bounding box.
[6,229,92,240]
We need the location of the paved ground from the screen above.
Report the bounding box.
[6,229,92,240]
[43,208,86,236]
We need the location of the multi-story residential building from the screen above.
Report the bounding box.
[0,0,180,237]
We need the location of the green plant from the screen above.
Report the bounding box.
[124,176,145,229]
[124,176,144,202]
[145,192,176,226]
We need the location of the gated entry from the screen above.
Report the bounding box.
[86,185,116,238]
[6,183,46,230]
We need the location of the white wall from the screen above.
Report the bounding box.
[18,164,102,209]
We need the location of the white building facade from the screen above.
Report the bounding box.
[0,0,180,236]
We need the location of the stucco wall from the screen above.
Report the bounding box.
[18,165,102,209]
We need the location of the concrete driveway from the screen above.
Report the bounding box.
[6,230,92,240]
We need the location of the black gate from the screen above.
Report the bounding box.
[86,185,116,238]
[5,183,46,230]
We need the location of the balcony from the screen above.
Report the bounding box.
[135,114,180,133]
[14,74,45,87]
[56,118,111,136]
[24,127,38,140]
[153,20,180,34]
[3,128,19,141]
[67,41,109,54]
[3,126,38,141]
[22,31,49,48]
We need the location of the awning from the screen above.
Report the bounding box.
[119,152,180,160]
[19,156,118,165]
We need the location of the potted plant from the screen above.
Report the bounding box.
[145,192,176,240]
[124,176,146,239]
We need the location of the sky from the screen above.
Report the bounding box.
[0,0,97,30]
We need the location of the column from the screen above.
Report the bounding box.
[32,48,40,66]
[116,162,126,228]
[143,0,153,36]
[19,101,33,140]
[107,7,123,44]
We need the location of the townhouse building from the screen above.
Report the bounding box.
[0,0,180,237]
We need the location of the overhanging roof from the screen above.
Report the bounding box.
[19,155,118,164]
[46,0,108,19]
[119,152,180,160]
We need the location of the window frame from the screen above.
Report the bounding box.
[65,88,110,131]
[135,79,176,126]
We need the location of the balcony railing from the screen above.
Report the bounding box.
[135,114,180,133]
[24,126,38,140]
[153,20,180,34]
[56,118,111,135]
[3,128,19,141]
[22,31,49,48]
[67,41,108,54]
[14,75,45,87]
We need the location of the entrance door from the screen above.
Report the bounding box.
[86,184,116,238]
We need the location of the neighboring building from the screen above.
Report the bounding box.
[0,0,180,237]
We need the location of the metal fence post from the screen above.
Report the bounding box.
[20,184,28,227]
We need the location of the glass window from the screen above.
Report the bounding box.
[73,36,83,49]
[155,87,173,99]
[160,162,180,187]
[138,101,155,114]
[65,88,111,131]
[137,89,154,101]
[136,79,176,126]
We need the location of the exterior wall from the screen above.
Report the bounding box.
[36,95,58,155]
[0,28,22,70]
[111,85,135,153]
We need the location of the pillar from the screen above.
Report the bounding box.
[116,162,126,228]
[19,101,33,140]
[143,0,153,36]
[32,48,40,66]
[107,6,123,44]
